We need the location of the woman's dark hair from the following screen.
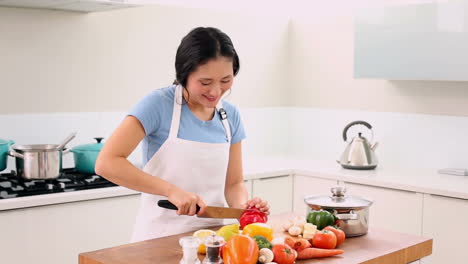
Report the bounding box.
[174,27,240,88]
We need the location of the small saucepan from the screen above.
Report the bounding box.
[0,138,15,172]
[8,133,77,180]
[9,144,64,180]
[64,137,104,174]
[304,185,373,237]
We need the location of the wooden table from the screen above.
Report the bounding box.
[79,213,432,264]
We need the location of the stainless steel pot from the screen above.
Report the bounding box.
[9,144,64,180]
[304,185,373,237]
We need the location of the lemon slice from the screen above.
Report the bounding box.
[193,229,216,254]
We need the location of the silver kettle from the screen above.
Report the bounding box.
[338,121,378,170]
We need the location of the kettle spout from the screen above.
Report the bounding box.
[371,142,379,151]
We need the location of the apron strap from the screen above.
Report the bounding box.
[168,85,183,139]
[169,85,232,143]
[216,103,232,143]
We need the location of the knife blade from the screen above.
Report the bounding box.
[157,200,247,219]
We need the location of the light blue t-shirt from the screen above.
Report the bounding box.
[129,85,246,165]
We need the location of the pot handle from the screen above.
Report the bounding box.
[335,212,359,220]
[8,150,24,159]
[342,120,373,142]
[8,140,15,146]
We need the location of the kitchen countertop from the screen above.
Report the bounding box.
[243,157,468,200]
[79,212,433,264]
[2,156,468,211]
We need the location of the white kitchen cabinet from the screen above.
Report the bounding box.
[344,183,423,236]
[252,174,292,214]
[355,1,468,81]
[0,0,141,12]
[421,194,468,264]
[0,194,140,264]
[292,174,340,215]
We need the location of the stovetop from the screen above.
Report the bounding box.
[0,168,117,199]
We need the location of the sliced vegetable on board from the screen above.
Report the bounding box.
[288,225,302,236]
[302,223,317,239]
[239,206,268,229]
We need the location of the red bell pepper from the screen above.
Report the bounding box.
[239,206,268,229]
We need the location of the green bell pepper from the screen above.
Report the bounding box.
[306,210,336,230]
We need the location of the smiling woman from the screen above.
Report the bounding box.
[94,27,270,242]
[182,57,235,121]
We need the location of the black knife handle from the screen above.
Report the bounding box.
[157,200,200,213]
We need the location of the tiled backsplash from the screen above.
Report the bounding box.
[0,112,135,171]
[1,107,467,172]
[289,108,468,170]
[0,108,291,172]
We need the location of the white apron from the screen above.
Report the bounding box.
[130,85,232,242]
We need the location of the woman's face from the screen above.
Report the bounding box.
[185,56,234,109]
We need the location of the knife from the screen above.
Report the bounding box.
[157,200,247,219]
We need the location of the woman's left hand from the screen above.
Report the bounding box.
[242,197,270,215]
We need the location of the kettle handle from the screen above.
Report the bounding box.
[343,120,372,142]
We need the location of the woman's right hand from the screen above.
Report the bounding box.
[167,186,206,216]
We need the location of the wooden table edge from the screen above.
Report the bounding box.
[79,253,104,264]
[360,237,433,264]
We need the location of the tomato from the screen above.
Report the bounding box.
[239,206,268,229]
[272,244,297,264]
[312,230,337,249]
[324,226,346,246]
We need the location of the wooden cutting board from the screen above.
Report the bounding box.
[79,213,432,264]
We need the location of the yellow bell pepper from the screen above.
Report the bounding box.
[242,223,274,241]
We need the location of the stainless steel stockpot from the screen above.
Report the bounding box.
[304,185,373,237]
[9,144,64,180]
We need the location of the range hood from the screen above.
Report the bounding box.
[0,0,143,12]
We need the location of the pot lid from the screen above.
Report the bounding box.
[0,138,10,145]
[304,186,373,209]
[72,137,104,151]
[13,144,59,151]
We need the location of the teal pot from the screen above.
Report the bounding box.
[0,139,15,172]
[67,137,104,175]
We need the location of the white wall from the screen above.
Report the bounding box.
[0,5,290,114]
[0,107,292,172]
[2,1,468,172]
[289,108,468,169]
[288,0,468,116]
[0,4,290,169]
[285,0,468,170]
